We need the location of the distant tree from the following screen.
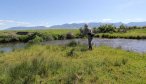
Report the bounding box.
[118,24,127,33]
[92,27,98,33]
[98,24,116,33]
[128,26,141,29]
[119,24,127,29]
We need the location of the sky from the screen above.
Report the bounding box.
[0,0,146,29]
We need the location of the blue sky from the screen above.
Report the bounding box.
[0,0,146,29]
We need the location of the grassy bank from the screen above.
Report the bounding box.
[0,44,146,84]
[1,28,146,43]
[0,29,80,43]
[95,29,146,39]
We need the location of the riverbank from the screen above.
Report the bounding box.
[0,44,146,84]
[95,29,146,39]
[1,28,146,43]
[1,38,146,53]
[0,29,80,43]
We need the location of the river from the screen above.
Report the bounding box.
[0,38,146,53]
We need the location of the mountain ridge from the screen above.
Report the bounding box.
[5,22,146,30]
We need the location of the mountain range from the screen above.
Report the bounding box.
[6,22,146,30]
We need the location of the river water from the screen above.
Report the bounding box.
[0,38,146,53]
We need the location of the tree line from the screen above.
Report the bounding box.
[79,24,146,34]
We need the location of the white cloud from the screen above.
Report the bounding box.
[15,22,32,26]
[0,20,32,25]
[101,19,113,22]
[0,20,15,23]
[0,23,4,26]
[0,20,33,30]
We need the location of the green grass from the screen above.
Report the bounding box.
[96,29,146,39]
[0,29,80,43]
[0,29,79,36]
[1,28,146,43]
[0,44,146,84]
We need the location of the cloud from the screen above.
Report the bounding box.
[15,22,32,26]
[0,20,32,26]
[0,20,15,23]
[101,19,112,22]
[0,20,33,30]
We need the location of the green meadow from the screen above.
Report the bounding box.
[96,28,146,39]
[0,43,146,84]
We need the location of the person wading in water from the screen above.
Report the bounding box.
[84,24,94,50]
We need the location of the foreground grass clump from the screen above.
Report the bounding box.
[0,44,146,84]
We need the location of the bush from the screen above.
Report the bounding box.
[117,24,127,33]
[97,24,116,33]
[28,32,54,42]
[18,35,29,42]
[67,41,78,47]
[32,35,43,43]
[67,49,77,57]
[113,58,128,67]
[0,35,19,43]
[57,34,65,40]
[66,32,75,39]
[80,45,88,52]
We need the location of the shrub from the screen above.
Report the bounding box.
[66,32,75,39]
[94,34,100,38]
[67,41,78,47]
[18,35,29,42]
[52,34,58,40]
[117,24,127,33]
[113,58,128,67]
[46,35,54,41]
[67,49,77,57]
[121,58,128,65]
[32,35,43,43]
[97,24,116,33]
[113,60,122,67]
[58,34,65,40]
[0,35,19,43]
[80,45,88,52]
[28,32,54,42]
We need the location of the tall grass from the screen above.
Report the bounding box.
[0,44,146,83]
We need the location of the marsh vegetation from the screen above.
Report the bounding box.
[0,42,146,84]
